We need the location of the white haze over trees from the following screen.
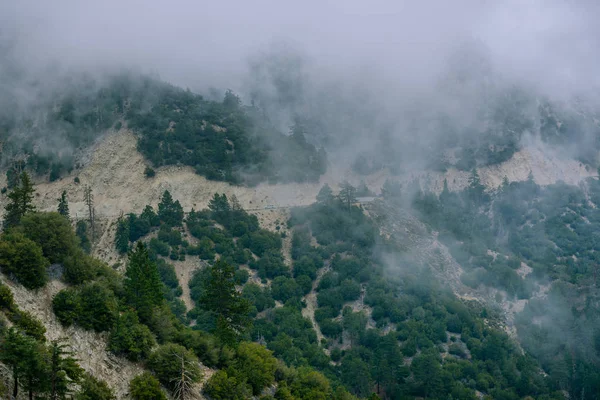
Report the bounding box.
[2,0,599,97]
[2,0,600,176]
[2,2,600,399]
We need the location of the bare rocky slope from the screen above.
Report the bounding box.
[2,128,591,229]
[0,128,595,397]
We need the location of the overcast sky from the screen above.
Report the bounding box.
[1,0,598,97]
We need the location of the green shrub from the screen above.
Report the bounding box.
[63,252,103,284]
[76,220,92,254]
[19,212,79,263]
[449,343,466,358]
[130,372,166,400]
[0,283,16,311]
[76,373,115,400]
[148,238,170,257]
[108,311,156,361]
[271,277,303,303]
[144,167,156,178]
[53,288,82,327]
[0,232,49,289]
[78,282,118,332]
[234,268,249,285]
[11,309,46,341]
[156,259,179,289]
[232,342,278,395]
[147,343,202,390]
[204,370,251,400]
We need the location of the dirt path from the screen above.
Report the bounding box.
[302,264,330,346]
[170,257,204,311]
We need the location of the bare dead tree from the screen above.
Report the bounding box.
[83,185,95,241]
[230,194,242,212]
[171,350,199,400]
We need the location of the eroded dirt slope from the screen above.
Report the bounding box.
[0,276,143,398]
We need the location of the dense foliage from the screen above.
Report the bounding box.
[1,73,327,185]
[0,174,591,399]
[411,172,600,399]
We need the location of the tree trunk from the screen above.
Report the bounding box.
[12,369,18,399]
[51,372,56,400]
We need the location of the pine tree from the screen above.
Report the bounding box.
[199,259,251,346]
[158,190,184,227]
[57,190,69,219]
[124,242,164,322]
[83,186,95,241]
[467,168,485,204]
[21,337,49,400]
[140,205,160,227]
[208,193,231,226]
[316,184,333,205]
[439,178,451,206]
[76,221,91,254]
[381,179,401,201]
[0,328,48,399]
[48,339,82,400]
[338,181,357,211]
[115,218,130,254]
[4,172,36,229]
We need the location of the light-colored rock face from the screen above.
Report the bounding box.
[12,129,388,221]
[401,145,596,195]
[2,128,592,224]
[0,277,144,399]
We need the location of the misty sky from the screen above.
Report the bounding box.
[2,0,599,97]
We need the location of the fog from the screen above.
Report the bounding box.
[3,2,600,395]
[3,0,599,96]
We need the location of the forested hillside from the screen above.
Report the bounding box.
[412,170,600,398]
[0,73,326,186]
[3,68,600,192]
[5,1,600,398]
[0,169,575,399]
[111,181,572,399]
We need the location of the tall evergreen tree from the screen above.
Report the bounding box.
[199,259,251,346]
[140,205,160,227]
[338,181,357,210]
[4,171,36,229]
[124,242,164,322]
[158,190,184,227]
[115,218,130,254]
[75,221,92,254]
[0,328,48,399]
[57,190,70,219]
[381,179,402,202]
[22,341,50,400]
[467,168,486,204]
[316,184,334,205]
[83,186,95,241]
[48,339,83,400]
[208,193,231,224]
